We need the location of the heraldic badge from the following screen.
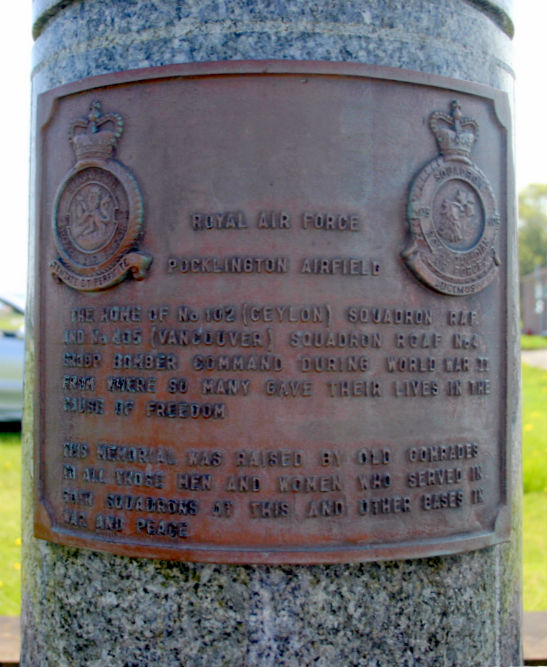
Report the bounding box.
[403,100,501,296]
[50,101,151,291]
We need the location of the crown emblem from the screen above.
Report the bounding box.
[403,97,499,296]
[429,100,478,163]
[52,99,151,291]
[68,100,123,162]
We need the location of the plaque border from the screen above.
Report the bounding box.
[33,60,516,564]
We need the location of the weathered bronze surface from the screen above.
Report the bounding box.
[34,61,512,563]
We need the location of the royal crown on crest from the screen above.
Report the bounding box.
[429,100,478,163]
[69,100,124,162]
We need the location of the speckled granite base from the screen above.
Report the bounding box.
[21,543,521,667]
[23,1,520,666]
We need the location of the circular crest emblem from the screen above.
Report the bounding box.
[51,101,151,292]
[403,100,500,296]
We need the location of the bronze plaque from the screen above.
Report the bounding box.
[34,62,512,563]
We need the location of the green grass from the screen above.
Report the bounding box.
[523,491,547,611]
[521,362,547,611]
[522,364,547,494]
[521,334,547,350]
[0,431,21,615]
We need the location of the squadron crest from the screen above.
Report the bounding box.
[50,100,151,291]
[402,100,500,295]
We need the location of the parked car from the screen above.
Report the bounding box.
[0,294,25,421]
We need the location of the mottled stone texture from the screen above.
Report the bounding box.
[23,1,520,666]
[21,543,520,667]
[31,0,515,91]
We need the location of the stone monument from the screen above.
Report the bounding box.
[22,1,521,665]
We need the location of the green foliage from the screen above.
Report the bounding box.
[0,313,24,334]
[523,491,547,611]
[521,334,547,350]
[0,432,21,615]
[522,363,547,494]
[519,183,547,277]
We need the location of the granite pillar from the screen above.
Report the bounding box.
[22,1,520,665]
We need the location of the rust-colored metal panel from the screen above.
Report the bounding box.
[34,61,512,563]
